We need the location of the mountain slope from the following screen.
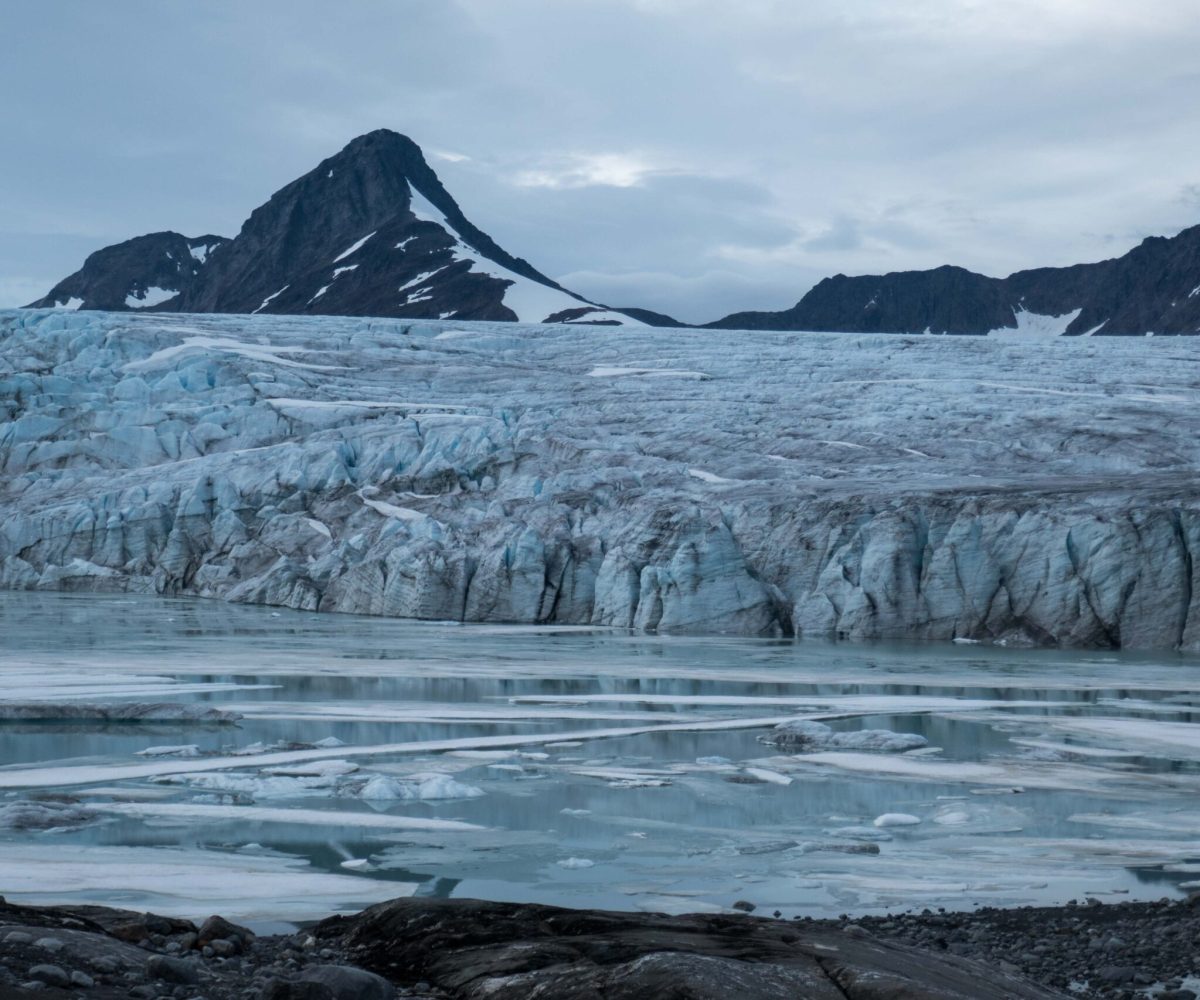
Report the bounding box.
[26,232,227,312]
[28,130,654,327]
[711,225,1200,335]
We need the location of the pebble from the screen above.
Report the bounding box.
[70,969,95,987]
[32,936,64,953]
[148,953,203,985]
[28,964,70,987]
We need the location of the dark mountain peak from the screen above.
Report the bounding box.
[333,128,425,163]
[160,128,592,320]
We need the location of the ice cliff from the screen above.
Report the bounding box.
[3,308,1200,649]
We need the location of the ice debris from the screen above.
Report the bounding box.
[351,773,484,801]
[0,798,97,831]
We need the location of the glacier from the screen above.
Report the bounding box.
[3,307,1200,649]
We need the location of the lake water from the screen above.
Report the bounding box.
[1,591,1198,926]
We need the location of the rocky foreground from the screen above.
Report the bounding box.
[6,309,1200,649]
[1,895,1198,1000]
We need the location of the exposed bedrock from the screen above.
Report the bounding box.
[4,309,1200,649]
[323,897,1061,1000]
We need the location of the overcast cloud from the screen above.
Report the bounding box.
[2,0,1198,323]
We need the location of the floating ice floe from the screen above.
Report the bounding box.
[874,813,922,828]
[135,744,201,758]
[556,857,596,869]
[766,719,928,753]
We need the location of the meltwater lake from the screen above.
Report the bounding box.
[1,591,1199,926]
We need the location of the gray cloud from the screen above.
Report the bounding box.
[2,0,1199,321]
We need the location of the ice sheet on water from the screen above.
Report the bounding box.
[95,800,487,832]
[792,750,1138,793]
[1066,810,1200,835]
[263,760,359,777]
[0,842,417,920]
[0,714,801,790]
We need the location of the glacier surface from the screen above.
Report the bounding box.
[4,307,1200,648]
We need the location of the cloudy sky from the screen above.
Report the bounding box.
[2,0,1199,324]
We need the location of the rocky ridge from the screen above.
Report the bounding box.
[710,224,1200,336]
[29,233,227,313]
[3,894,1200,999]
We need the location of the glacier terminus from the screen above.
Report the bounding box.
[3,307,1200,650]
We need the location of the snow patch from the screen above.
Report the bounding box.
[987,307,1082,338]
[333,232,376,263]
[252,286,289,314]
[406,182,615,324]
[688,468,736,484]
[125,286,179,310]
[589,366,708,379]
[124,336,339,373]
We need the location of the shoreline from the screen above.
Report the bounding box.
[2,893,1198,999]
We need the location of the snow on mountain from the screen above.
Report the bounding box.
[6,307,1200,648]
